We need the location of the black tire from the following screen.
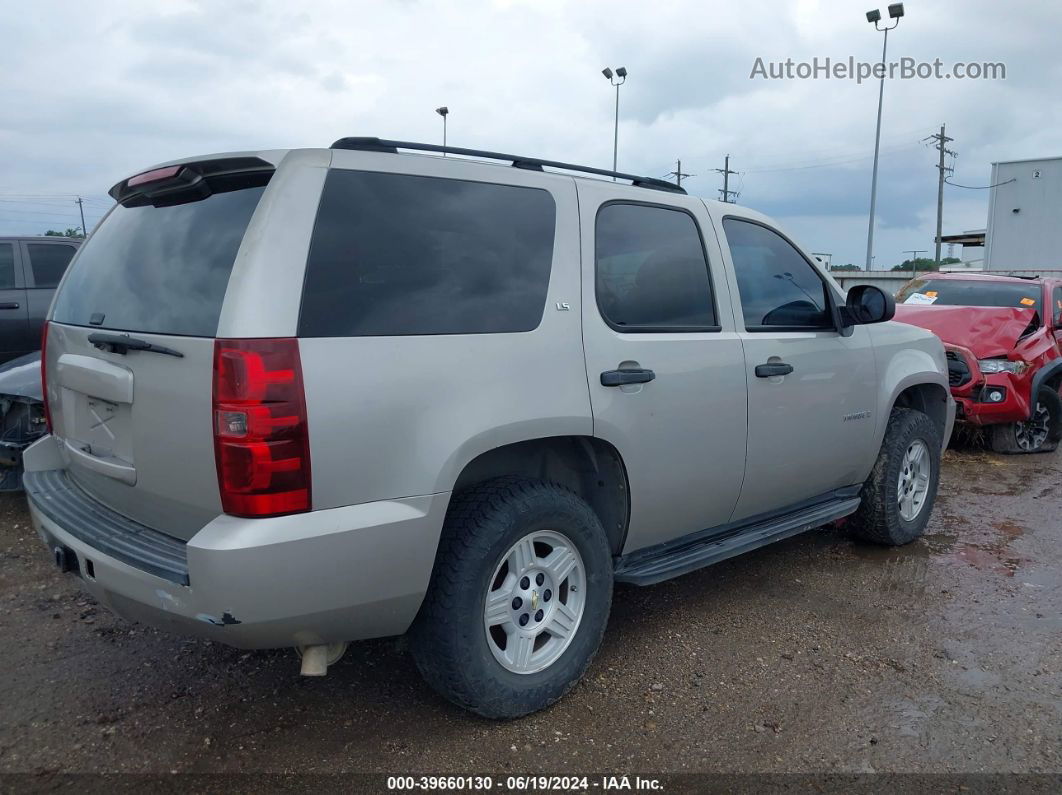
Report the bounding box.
[848,407,941,546]
[987,386,1062,455]
[409,477,613,719]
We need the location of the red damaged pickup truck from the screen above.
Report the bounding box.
[895,273,1062,454]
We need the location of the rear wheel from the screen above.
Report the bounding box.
[988,386,1062,454]
[848,408,941,546]
[410,478,612,719]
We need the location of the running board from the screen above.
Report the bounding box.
[614,495,861,586]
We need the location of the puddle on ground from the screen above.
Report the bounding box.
[848,513,1029,579]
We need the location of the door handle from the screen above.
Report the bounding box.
[0,302,19,309]
[601,368,656,387]
[755,362,794,378]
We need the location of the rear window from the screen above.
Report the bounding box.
[51,184,266,336]
[299,170,556,337]
[898,278,1042,312]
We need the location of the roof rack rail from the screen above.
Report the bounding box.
[329,137,687,195]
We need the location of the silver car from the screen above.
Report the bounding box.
[25,139,954,718]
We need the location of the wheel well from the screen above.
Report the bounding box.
[1041,365,1062,392]
[893,383,949,440]
[451,437,630,555]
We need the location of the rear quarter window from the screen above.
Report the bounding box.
[299,170,557,337]
[26,243,77,288]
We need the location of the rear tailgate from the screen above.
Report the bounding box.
[44,160,272,540]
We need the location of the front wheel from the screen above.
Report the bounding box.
[410,478,613,719]
[848,407,942,546]
[988,386,1062,454]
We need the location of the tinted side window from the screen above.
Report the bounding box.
[595,203,716,330]
[300,170,556,337]
[0,244,14,289]
[723,219,831,329]
[1054,286,1062,326]
[26,243,76,288]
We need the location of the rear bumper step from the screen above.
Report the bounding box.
[24,469,189,585]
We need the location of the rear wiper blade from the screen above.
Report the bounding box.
[87,332,184,358]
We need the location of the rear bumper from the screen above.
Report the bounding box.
[24,438,449,649]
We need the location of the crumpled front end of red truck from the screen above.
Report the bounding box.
[894,305,1058,426]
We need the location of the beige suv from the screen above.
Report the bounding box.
[26,138,953,718]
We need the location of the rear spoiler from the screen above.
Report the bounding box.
[109,156,274,207]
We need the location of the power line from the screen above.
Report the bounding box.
[945,177,1016,190]
[0,200,95,210]
[0,194,108,201]
[0,208,102,219]
[741,128,934,171]
[744,141,923,174]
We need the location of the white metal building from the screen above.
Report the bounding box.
[985,156,1062,270]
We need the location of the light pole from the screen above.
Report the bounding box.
[601,67,627,179]
[435,106,449,154]
[864,3,904,270]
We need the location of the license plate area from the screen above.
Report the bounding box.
[69,394,134,466]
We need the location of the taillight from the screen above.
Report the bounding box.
[212,338,311,517]
[41,321,52,433]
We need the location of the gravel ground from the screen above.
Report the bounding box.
[0,444,1059,780]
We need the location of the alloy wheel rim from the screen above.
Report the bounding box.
[897,438,931,522]
[1015,402,1050,451]
[483,530,586,675]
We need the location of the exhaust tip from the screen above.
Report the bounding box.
[297,642,349,676]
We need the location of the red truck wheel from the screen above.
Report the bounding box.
[988,386,1062,454]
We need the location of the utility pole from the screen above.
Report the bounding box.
[74,196,87,238]
[714,155,738,203]
[667,159,693,187]
[924,124,955,266]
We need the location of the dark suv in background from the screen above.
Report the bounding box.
[0,236,80,363]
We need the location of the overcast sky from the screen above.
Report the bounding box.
[2,0,1060,268]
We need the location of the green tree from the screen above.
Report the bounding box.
[44,228,84,239]
[890,256,960,272]
[830,263,861,271]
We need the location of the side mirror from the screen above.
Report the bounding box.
[844,284,895,326]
